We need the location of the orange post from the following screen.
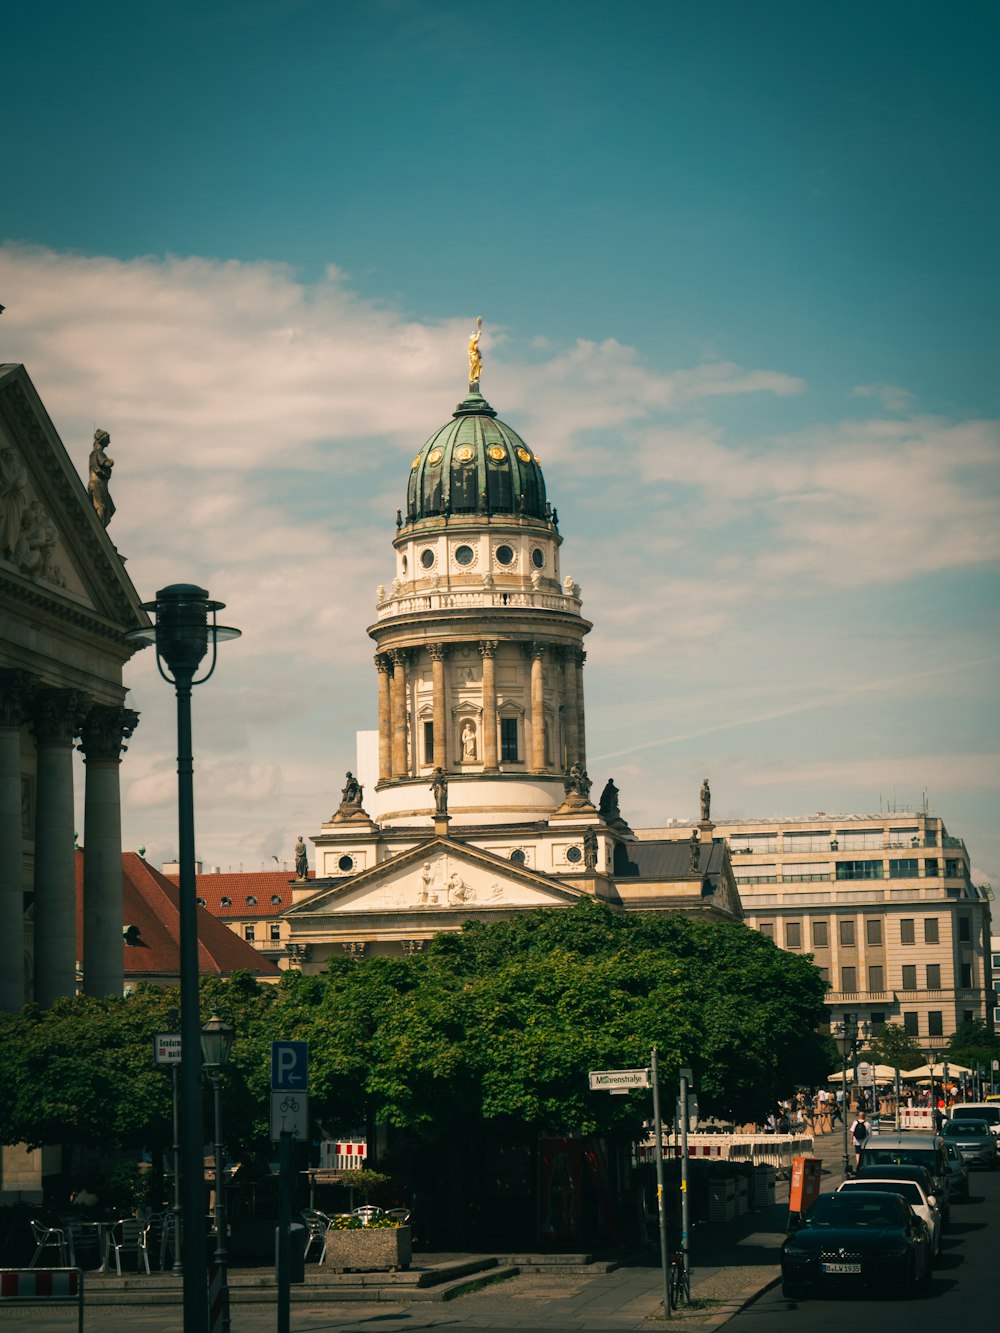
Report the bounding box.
[788,1155,823,1229]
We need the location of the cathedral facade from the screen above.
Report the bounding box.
[284,347,741,964]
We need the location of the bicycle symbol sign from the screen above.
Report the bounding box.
[270,1090,309,1142]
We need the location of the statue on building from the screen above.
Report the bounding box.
[688,829,701,873]
[583,827,598,871]
[341,771,363,807]
[431,766,448,816]
[700,777,712,823]
[599,778,621,822]
[87,429,115,527]
[468,315,483,385]
[294,836,309,880]
[462,721,477,760]
[563,763,592,802]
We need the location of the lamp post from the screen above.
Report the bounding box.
[833,1013,858,1177]
[201,1015,235,1333]
[126,585,239,1333]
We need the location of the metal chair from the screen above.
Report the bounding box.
[351,1204,383,1225]
[385,1207,411,1224]
[108,1216,151,1275]
[301,1208,331,1261]
[62,1216,103,1269]
[29,1220,67,1268]
[158,1210,179,1271]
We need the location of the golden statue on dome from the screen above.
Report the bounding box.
[468,315,483,386]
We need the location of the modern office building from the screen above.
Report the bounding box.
[639,812,994,1049]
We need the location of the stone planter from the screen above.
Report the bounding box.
[322,1225,411,1273]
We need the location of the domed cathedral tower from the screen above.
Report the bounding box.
[368,322,592,827]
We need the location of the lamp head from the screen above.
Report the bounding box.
[126,583,240,685]
[200,1014,235,1069]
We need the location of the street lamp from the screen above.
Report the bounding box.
[126,585,239,1333]
[201,1015,235,1333]
[832,1013,871,1175]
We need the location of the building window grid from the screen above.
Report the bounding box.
[924,918,939,944]
[901,964,917,990]
[865,918,883,946]
[900,919,915,944]
[812,920,829,948]
[925,963,941,990]
[785,921,802,949]
[500,717,519,762]
[836,860,884,881]
[839,919,856,947]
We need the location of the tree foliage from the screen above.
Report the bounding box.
[866,1022,924,1070]
[945,1019,1000,1070]
[0,904,830,1154]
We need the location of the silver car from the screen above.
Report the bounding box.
[942,1118,999,1170]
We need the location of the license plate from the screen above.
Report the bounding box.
[820,1262,861,1274]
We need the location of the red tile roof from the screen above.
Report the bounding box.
[161,869,312,919]
[75,851,281,982]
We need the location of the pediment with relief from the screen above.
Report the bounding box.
[290,842,584,917]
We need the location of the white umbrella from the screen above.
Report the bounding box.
[900,1062,972,1079]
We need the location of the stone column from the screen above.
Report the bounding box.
[479,640,498,770]
[0,670,33,1012]
[575,649,587,770]
[32,688,86,1008]
[430,643,448,771]
[390,650,408,777]
[375,655,392,782]
[529,644,546,772]
[78,705,139,998]
[562,649,579,769]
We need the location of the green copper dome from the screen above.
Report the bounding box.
[406,390,548,523]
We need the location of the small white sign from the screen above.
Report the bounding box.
[588,1068,652,1092]
[153,1034,182,1065]
[270,1090,309,1141]
[857,1061,874,1088]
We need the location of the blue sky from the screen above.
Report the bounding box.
[3,1,998,883]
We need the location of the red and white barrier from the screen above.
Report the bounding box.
[0,1270,83,1333]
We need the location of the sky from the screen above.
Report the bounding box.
[2,0,998,886]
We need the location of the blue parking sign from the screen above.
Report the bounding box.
[271,1040,308,1091]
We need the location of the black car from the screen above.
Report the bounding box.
[781,1190,932,1298]
[941,1119,999,1170]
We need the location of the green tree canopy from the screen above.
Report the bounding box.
[866,1022,924,1070]
[945,1019,1000,1070]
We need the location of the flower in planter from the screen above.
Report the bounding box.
[328,1215,363,1230]
[369,1216,401,1229]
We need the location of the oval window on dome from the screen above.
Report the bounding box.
[401,554,408,575]
[454,544,475,567]
[420,548,436,569]
[566,845,583,864]
[516,447,532,463]
[338,855,354,872]
[495,544,515,566]
[428,448,443,465]
[510,849,526,865]
[411,455,421,470]
[531,548,544,569]
[487,445,506,462]
[455,444,474,463]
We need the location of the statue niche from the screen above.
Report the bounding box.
[460,719,478,762]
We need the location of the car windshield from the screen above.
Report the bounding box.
[943,1121,989,1136]
[860,1149,934,1171]
[804,1193,905,1228]
[842,1181,921,1205]
[953,1107,1000,1125]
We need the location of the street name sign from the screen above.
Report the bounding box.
[589,1068,652,1092]
[153,1033,182,1065]
[271,1040,308,1091]
[270,1091,309,1142]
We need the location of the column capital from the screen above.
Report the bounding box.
[577,648,587,667]
[343,941,368,960]
[428,642,449,661]
[78,705,141,763]
[478,639,498,659]
[389,648,409,668]
[0,668,35,728]
[375,653,392,674]
[32,687,88,746]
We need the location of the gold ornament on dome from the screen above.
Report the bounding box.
[411,455,421,469]
[468,315,483,384]
[533,453,541,463]
[428,448,444,465]
[516,448,531,463]
[488,445,506,462]
[455,444,474,462]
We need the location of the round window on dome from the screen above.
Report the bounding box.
[566,845,583,864]
[455,445,475,463]
[495,544,516,566]
[516,448,532,463]
[454,544,475,567]
[510,849,526,865]
[420,548,436,569]
[487,445,506,462]
[428,448,444,465]
[338,855,355,872]
[531,548,544,569]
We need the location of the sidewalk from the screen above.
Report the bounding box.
[0,1134,849,1332]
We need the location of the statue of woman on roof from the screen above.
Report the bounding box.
[468,316,483,385]
[294,836,308,880]
[88,429,115,527]
[700,777,711,823]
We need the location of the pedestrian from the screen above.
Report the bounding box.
[849,1109,870,1167]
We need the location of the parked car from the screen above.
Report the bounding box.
[781,1190,932,1298]
[949,1103,1000,1138]
[941,1118,999,1170]
[856,1133,951,1223]
[837,1177,941,1256]
[944,1142,971,1202]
